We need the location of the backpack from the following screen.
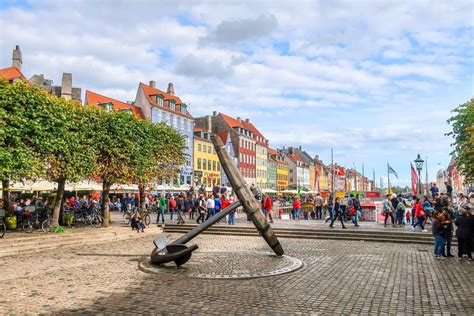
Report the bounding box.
[397,202,405,211]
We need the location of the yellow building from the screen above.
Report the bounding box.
[276,159,289,191]
[193,128,220,187]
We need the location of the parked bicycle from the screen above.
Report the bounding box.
[123,207,151,226]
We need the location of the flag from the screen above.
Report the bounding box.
[410,163,418,195]
[388,164,399,179]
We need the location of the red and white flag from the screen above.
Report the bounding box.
[410,163,418,195]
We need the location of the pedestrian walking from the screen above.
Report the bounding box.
[382,194,395,227]
[196,195,207,224]
[325,195,334,224]
[169,195,176,222]
[156,193,166,226]
[176,194,186,225]
[329,197,347,229]
[396,196,406,226]
[264,194,274,223]
[205,194,215,220]
[314,193,323,220]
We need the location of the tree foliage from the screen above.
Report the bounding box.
[447,98,474,182]
[1,79,187,228]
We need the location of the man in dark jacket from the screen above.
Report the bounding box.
[455,206,473,260]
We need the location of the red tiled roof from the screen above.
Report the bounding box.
[219,113,244,128]
[242,120,266,145]
[194,127,205,132]
[139,82,192,119]
[268,148,278,155]
[289,154,301,162]
[85,90,144,119]
[0,66,28,82]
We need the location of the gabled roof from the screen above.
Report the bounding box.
[139,82,192,119]
[289,154,301,162]
[85,90,144,119]
[242,120,267,146]
[219,113,244,128]
[0,66,28,82]
[268,148,278,155]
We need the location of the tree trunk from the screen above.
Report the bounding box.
[138,181,146,209]
[52,177,66,226]
[101,181,111,227]
[2,179,10,213]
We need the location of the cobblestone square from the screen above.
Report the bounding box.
[1,233,473,315]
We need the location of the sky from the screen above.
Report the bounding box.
[1,0,473,187]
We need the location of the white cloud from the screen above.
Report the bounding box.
[0,0,472,181]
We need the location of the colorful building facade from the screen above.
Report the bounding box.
[193,128,221,187]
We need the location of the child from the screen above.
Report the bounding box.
[405,210,410,225]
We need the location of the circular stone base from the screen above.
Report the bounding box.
[139,251,302,279]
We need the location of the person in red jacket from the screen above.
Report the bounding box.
[222,195,234,225]
[264,194,274,223]
[293,196,301,220]
[412,196,426,231]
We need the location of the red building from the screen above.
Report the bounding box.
[195,112,257,185]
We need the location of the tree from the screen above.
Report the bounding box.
[41,98,98,225]
[92,110,142,227]
[0,80,48,211]
[131,120,186,208]
[447,98,474,182]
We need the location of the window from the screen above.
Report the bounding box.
[208,146,211,153]
[208,160,212,170]
[203,159,207,170]
[177,116,182,130]
[197,158,201,169]
[198,144,201,152]
[169,100,176,111]
[183,119,188,131]
[213,161,216,171]
[151,108,158,123]
[169,114,174,127]
[217,164,220,171]
[203,146,207,153]
[99,102,113,112]
[181,103,187,114]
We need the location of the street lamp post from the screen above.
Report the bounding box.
[414,154,424,196]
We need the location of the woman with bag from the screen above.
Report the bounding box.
[383,194,395,227]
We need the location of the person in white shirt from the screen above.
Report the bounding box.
[205,195,216,220]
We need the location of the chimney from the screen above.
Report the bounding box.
[299,146,302,151]
[12,45,22,70]
[206,115,212,132]
[237,117,241,121]
[213,111,217,116]
[315,155,319,161]
[245,118,249,123]
[149,80,156,88]
[61,73,72,100]
[167,82,175,95]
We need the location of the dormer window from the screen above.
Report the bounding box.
[169,100,176,111]
[157,95,164,106]
[119,108,132,115]
[99,102,113,112]
[181,103,187,114]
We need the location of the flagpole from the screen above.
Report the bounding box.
[387,162,390,195]
[331,148,334,196]
[362,162,365,192]
[373,168,375,191]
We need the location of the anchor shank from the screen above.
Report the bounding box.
[211,134,284,256]
[171,200,242,246]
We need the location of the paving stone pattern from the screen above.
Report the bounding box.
[0,233,473,315]
[139,251,302,279]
